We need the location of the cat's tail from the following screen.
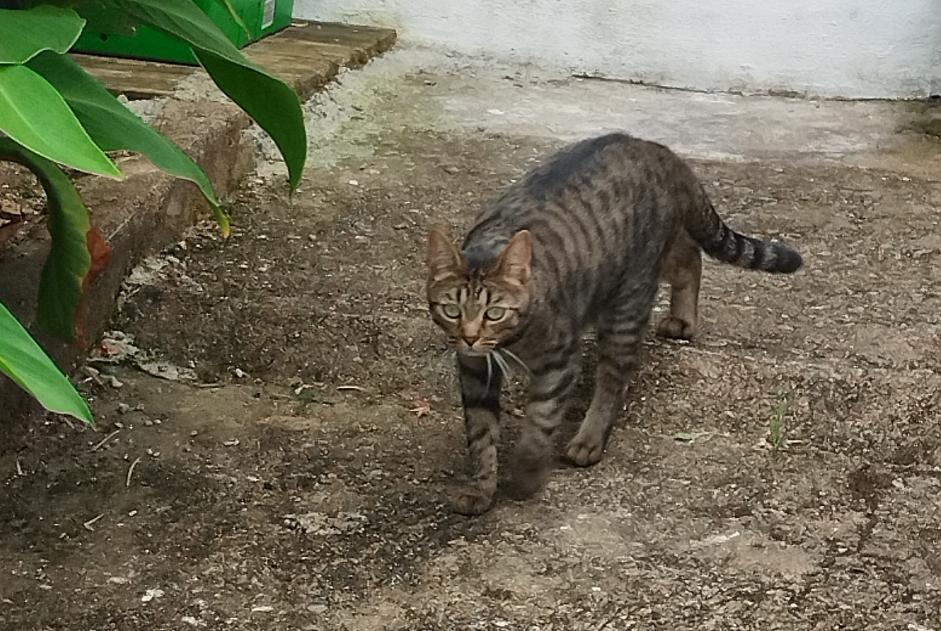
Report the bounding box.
[685,188,803,274]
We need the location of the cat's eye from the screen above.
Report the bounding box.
[484,306,507,321]
[441,304,461,319]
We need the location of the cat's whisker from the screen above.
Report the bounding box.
[499,348,529,375]
[485,352,494,391]
[491,351,511,378]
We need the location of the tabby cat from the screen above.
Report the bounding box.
[426,132,801,515]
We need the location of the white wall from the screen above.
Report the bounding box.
[294,0,941,99]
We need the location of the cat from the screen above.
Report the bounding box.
[425,132,802,515]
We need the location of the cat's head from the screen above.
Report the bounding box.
[425,226,532,355]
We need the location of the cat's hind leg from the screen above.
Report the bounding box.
[656,232,702,340]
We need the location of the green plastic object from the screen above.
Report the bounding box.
[74,0,294,65]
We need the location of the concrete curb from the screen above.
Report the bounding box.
[0,22,396,423]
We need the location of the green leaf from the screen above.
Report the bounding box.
[29,51,230,235]
[74,1,141,37]
[0,5,85,64]
[195,49,306,190]
[0,138,92,341]
[0,64,122,178]
[104,0,307,190]
[0,300,93,424]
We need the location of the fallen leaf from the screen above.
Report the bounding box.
[409,398,432,418]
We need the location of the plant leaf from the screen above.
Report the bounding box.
[82,225,112,293]
[103,0,307,190]
[74,225,113,346]
[0,138,93,341]
[28,51,230,235]
[74,0,141,37]
[0,65,122,178]
[0,5,85,64]
[194,49,306,190]
[0,300,93,424]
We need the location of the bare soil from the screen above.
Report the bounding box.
[2,58,941,630]
[0,163,45,246]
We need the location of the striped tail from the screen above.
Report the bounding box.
[686,192,803,274]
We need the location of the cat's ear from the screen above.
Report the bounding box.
[490,230,532,287]
[426,225,464,281]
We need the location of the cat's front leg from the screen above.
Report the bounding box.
[507,345,579,500]
[453,354,503,515]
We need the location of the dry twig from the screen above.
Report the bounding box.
[126,457,141,488]
[91,430,120,452]
[82,514,104,532]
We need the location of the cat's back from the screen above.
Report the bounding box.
[476,132,683,225]
[522,132,644,201]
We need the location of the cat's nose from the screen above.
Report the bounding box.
[462,335,479,346]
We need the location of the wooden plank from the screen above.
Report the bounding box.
[75,20,397,100]
[72,54,196,99]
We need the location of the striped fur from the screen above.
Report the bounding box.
[426,132,802,515]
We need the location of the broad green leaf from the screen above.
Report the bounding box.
[195,48,306,190]
[0,138,92,341]
[0,5,85,64]
[0,300,93,424]
[74,1,141,37]
[29,51,230,235]
[104,0,307,190]
[0,65,122,179]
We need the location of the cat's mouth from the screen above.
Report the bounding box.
[450,337,497,357]
[455,342,490,356]
[451,342,528,375]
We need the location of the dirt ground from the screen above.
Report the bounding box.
[2,48,941,630]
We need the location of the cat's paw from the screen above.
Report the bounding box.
[504,454,550,501]
[656,316,695,340]
[566,433,606,467]
[450,489,494,516]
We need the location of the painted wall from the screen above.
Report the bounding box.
[293,0,941,99]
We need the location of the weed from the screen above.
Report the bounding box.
[769,390,792,450]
